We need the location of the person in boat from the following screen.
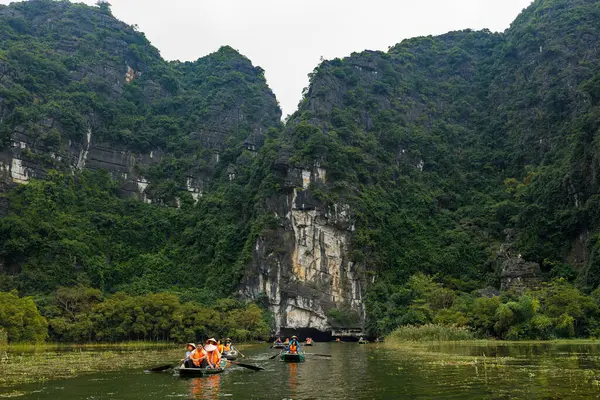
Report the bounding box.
[305,337,313,345]
[286,335,301,354]
[187,342,208,368]
[224,338,233,353]
[274,336,283,345]
[359,336,364,342]
[283,337,290,345]
[217,339,225,355]
[336,337,341,342]
[204,338,222,369]
[184,343,196,360]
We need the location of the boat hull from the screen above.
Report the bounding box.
[177,367,225,377]
[280,352,305,362]
[273,344,285,349]
[223,351,238,361]
[177,360,227,376]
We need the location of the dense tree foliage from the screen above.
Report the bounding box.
[0,291,47,343]
[0,288,269,343]
[371,274,600,340]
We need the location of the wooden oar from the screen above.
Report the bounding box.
[268,352,281,360]
[149,359,183,372]
[230,345,245,358]
[228,361,264,371]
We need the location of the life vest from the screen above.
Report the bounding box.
[218,344,224,354]
[289,341,298,353]
[224,344,231,352]
[207,349,221,366]
[190,348,207,367]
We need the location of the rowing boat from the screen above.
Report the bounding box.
[280,352,305,362]
[177,360,227,377]
[272,343,285,349]
[223,350,238,361]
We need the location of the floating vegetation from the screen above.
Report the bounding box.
[0,344,181,391]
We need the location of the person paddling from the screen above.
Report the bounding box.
[204,338,222,369]
[224,338,232,352]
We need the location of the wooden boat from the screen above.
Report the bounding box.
[223,350,238,361]
[280,352,305,362]
[304,342,313,346]
[177,360,227,377]
[273,343,285,349]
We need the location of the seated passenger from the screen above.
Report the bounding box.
[204,338,222,369]
[287,335,300,354]
[187,343,208,368]
[183,342,196,366]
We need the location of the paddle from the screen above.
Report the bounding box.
[149,359,183,372]
[228,361,264,371]
[235,347,246,358]
[268,352,281,360]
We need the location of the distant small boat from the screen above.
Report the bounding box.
[304,342,313,346]
[358,340,369,344]
[223,350,238,361]
[273,343,286,349]
[280,352,305,362]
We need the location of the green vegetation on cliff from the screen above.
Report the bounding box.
[2,0,600,342]
[282,0,600,336]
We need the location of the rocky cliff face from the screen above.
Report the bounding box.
[243,159,365,334]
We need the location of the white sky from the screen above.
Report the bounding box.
[2,0,533,117]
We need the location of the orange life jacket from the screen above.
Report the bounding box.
[289,342,298,353]
[207,349,221,366]
[218,344,224,353]
[224,344,231,352]
[191,348,207,367]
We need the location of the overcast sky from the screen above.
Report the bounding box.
[3,0,533,116]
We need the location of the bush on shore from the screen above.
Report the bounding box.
[389,324,475,342]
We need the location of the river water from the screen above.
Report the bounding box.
[7,341,600,399]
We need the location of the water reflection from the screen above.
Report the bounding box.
[288,361,297,395]
[189,374,221,399]
[9,342,600,400]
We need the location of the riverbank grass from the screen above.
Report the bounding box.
[388,324,475,342]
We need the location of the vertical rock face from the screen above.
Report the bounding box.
[243,161,365,334]
[500,256,542,293]
[0,121,206,204]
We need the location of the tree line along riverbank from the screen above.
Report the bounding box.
[0,287,270,344]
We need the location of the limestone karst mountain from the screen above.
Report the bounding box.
[2,0,600,338]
